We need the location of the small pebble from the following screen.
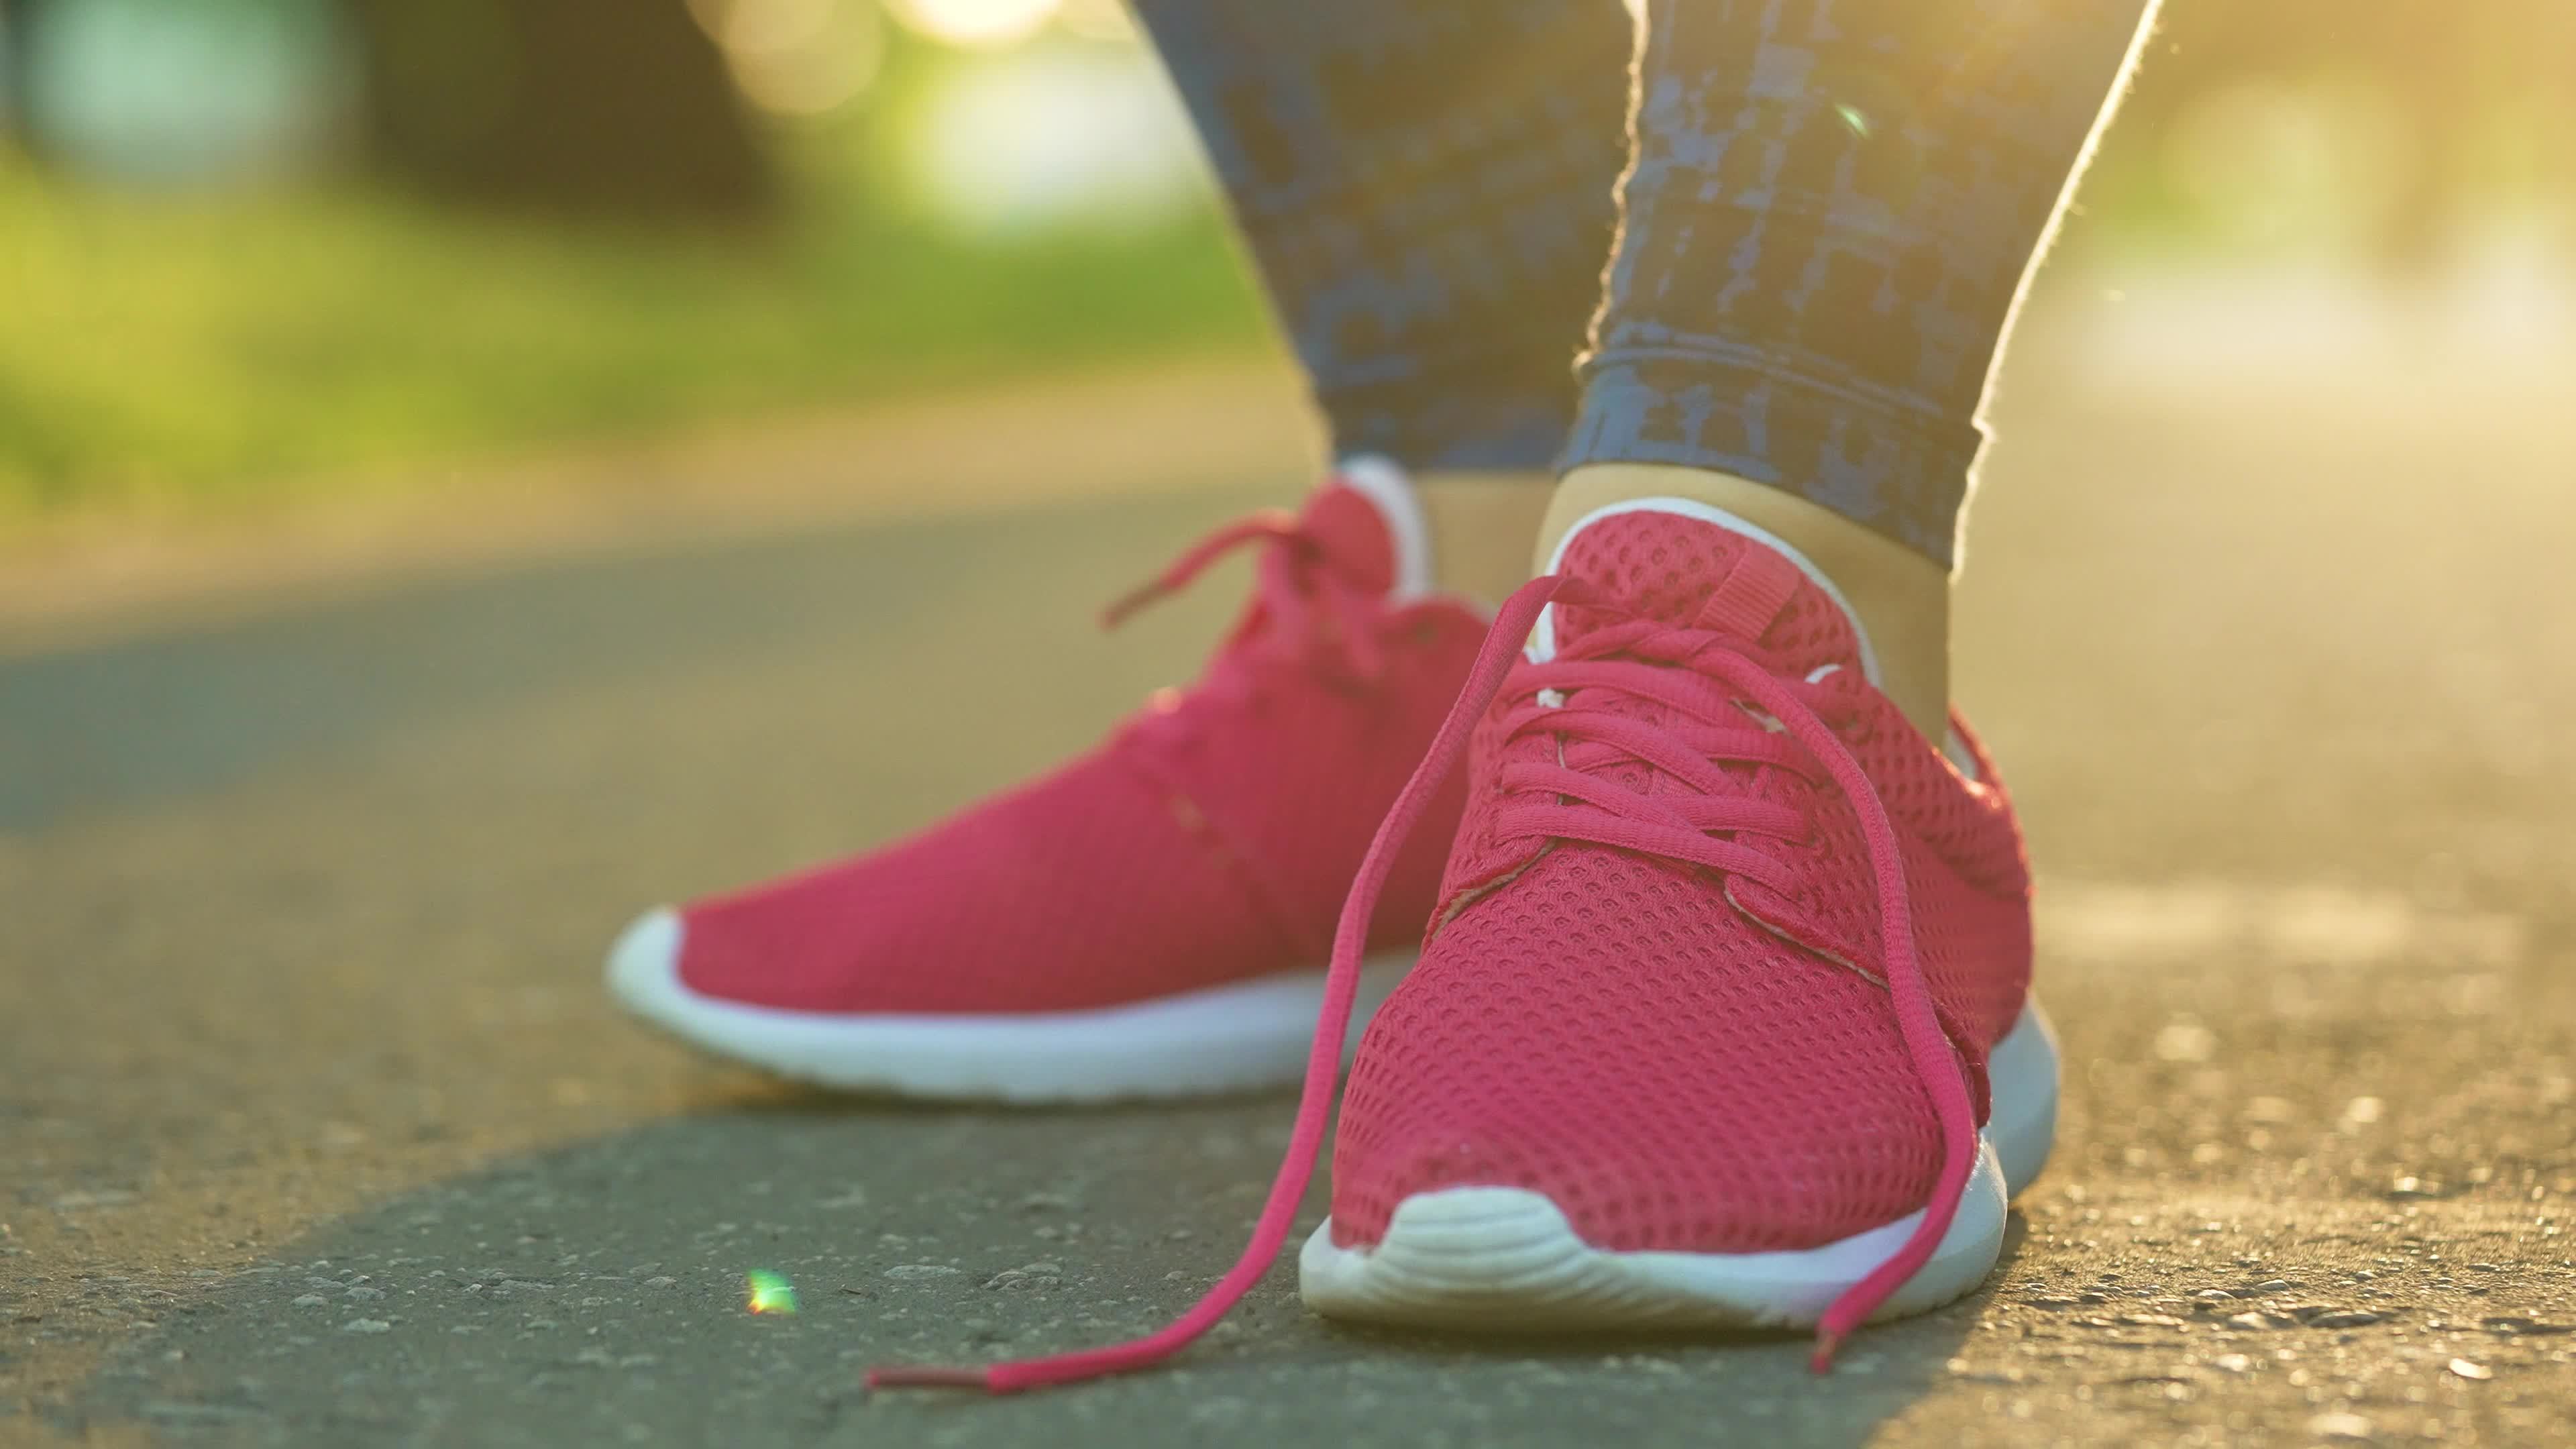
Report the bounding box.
[2309,1311,2385,1329]
[884,1265,963,1281]
[341,1319,391,1334]
[289,1295,327,1309]
[2308,1412,2373,1441]
[2237,1311,2302,1331]
[2448,1358,2493,1381]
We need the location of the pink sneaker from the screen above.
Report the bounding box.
[1299,499,2055,1354]
[605,462,1485,1102]
[870,497,2055,1391]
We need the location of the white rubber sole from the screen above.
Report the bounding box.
[604,908,1413,1104]
[1299,1001,2059,1332]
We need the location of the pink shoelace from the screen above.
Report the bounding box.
[1093,507,1406,949]
[867,574,1982,1394]
[1102,508,1391,691]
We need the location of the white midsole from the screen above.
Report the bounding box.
[604,908,1412,1104]
[1298,1000,2060,1331]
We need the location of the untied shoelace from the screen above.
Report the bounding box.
[1101,509,1390,692]
[868,572,1981,1393]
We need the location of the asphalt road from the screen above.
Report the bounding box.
[4,288,2573,1447]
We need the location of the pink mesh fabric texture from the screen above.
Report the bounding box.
[1330,504,2032,1254]
[674,478,1482,1016]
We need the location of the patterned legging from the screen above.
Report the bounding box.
[1130,0,2161,565]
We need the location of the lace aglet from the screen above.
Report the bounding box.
[1808,1328,1844,1375]
[864,1364,1001,1394]
[1099,585,1159,631]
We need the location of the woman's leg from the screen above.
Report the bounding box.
[606,0,1635,1093]
[861,0,2178,1391]
[1131,0,1633,602]
[1550,0,2160,737]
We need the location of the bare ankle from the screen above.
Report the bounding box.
[1542,464,1953,743]
[1412,471,1558,608]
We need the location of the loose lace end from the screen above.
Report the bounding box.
[864,1364,1000,1394]
[1102,511,1305,631]
[1099,583,1163,631]
[1808,1328,1845,1375]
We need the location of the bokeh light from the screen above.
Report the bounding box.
[902,46,1203,236]
[885,0,1063,50]
[689,0,885,118]
[1054,0,1136,42]
[2163,78,2414,256]
[13,0,352,186]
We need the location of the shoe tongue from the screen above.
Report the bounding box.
[1300,457,1432,602]
[1541,500,1876,684]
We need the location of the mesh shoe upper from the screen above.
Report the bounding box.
[672,476,1483,1016]
[857,500,2035,1393]
[1329,504,2033,1254]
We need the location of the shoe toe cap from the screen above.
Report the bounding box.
[604,905,694,1016]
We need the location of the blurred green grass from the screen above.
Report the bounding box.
[7,0,2561,543]
[0,138,1269,531]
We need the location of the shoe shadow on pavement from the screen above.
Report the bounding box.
[62,1095,2000,1448]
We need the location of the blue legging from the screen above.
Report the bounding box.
[1131,0,2160,566]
